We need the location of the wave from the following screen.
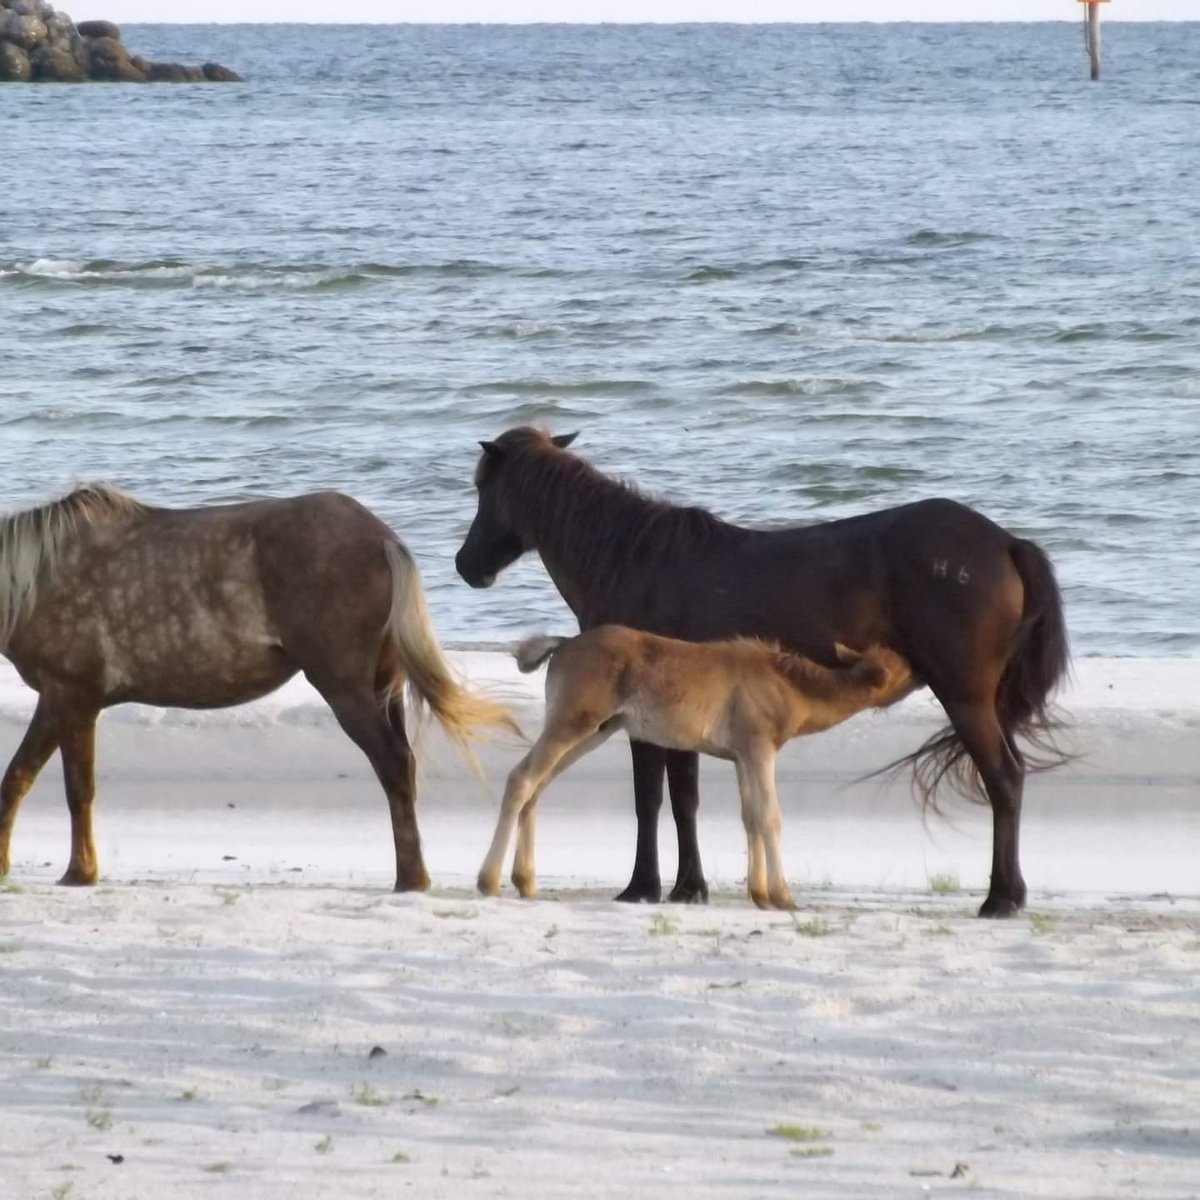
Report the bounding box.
[0,257,552,293]
[458,379,659,399]
[902,229,998,248]
[715,378,885,397]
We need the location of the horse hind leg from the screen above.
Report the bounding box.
[511,723,617,898]
[319,679,427,893]
[0,699,59,878]
[942,698,1027,918]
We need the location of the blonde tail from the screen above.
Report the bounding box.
[381,541,520,760]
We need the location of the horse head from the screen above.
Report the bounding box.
[455,427,577,588]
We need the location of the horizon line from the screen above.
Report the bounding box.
[113,16,1199,22]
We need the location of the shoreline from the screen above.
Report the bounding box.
[2,651,1197,904]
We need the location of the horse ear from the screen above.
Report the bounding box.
[550,432,578,450]
[479,440,505,460]
[833,642,862,664]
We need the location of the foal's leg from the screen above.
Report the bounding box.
[939,697,1027,917]
[734,746,794,910]
[0,699,59,878]
[318,682,427,892]
[512,726,615,898]
[478,728,590,898]
[56,708,102,886]
[747,749,794,911]
[666,750,708,905]
[615,740,666,904]
[734,753,767,909]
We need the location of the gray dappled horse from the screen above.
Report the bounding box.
[0,486,514,889]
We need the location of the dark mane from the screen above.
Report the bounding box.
[503,433,745,606]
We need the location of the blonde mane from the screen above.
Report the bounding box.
[0,485,145,649]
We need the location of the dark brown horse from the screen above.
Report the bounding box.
[0,486,515,889]
[455,427,1069,917]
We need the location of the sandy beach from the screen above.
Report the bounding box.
[2,652,1199,1197]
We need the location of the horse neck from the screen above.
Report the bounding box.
[508,453,677,622]
[773,653,887,731]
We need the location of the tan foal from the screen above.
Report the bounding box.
[478,626,915,909]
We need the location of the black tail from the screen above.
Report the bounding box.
[905,537,1072,806]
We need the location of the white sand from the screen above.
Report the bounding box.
[2,652,1199,1196]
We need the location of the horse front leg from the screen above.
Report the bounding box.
[614,740,666,903]
[0,699,59,878]
[666,750,708,904]
[57,709,101,886]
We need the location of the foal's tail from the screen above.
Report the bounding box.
[513,635,569,674]
[907,536,1071,805]
[381,541,520,756]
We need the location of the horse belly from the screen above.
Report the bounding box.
[621,700,731,758]
[100,589,293,709]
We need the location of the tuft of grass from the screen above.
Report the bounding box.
[0,942,19,954]
[214,887,241,907]
[178,1087,199,1102]
[35,1056,54,1070]
[403,1089,439,1107]
[79,1085,105,1104]
[391,1151,412,1164]
[202,1162,233,1174]
[649,912,678,936]
[351,1083,390,1107]
[1,879,23,894]
[51,1184,75,1200]
[314,1135,334,1155]
[1029,912,1055,935]
[86,1108,113,1132]
[928,871,960,895]
[493,1085,521,1098]
[791,1146,835,1159]
[790,915,832,938]
[768,1124,829,1143]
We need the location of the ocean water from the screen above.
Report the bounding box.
[2,23,1198,657]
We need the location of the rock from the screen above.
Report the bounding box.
[0,2,238,83]
[30,40,87,80]
[44,10,76,39]
[85,34,144,81]
[0,39,32,81]
[201,61,240,82]
[145,60,203,82]
[2,12,48,48]
[75,17,118,38]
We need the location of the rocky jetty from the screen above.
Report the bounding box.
[0,0,240,82]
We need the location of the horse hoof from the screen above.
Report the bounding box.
[668,879,710,905]
[749,890,771,911]
[615,879,663,904]
[512,875,537,900]
[977,894,1024,919]
[477,873,501,897]
[393,873,431,894]
[771,893,797,912]
[57,869,98,887]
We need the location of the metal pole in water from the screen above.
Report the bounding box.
[1082,0,1106,81]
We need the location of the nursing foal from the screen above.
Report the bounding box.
[478,627,914,909]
